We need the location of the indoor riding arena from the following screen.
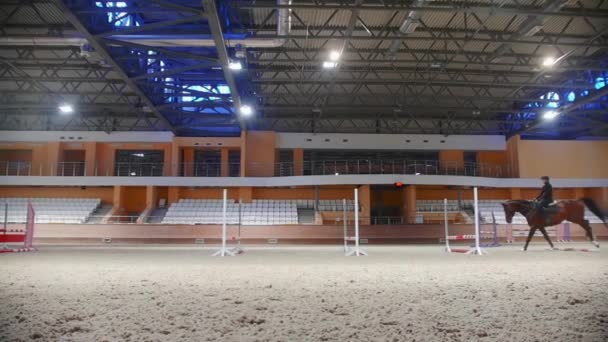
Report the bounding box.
[0,1,607,342]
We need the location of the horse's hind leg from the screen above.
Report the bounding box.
[580,220,599,248]
[538,227,556,250]
[523,227,537,251]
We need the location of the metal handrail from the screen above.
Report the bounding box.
[0,159,512,178]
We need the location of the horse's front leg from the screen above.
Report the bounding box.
[538,227,557,250]
[522,227,537,251]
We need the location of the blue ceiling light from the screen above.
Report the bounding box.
[595,76,606,90]
[567,91,576,102]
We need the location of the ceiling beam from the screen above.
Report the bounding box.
[236,1,608,19]
[52,0,177,134]
[202,0,243,129]
[251,79,594,89]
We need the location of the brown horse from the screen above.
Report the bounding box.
[501,198,607,251]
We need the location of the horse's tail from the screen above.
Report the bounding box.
[580,198,608,228]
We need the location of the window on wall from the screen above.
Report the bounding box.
[180,84,231,113]
[95,1,139,27]
[463,152,477,164]
[192,150,221,177]
[229,150,241,177]
[114,150,164,176]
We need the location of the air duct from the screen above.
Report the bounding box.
[388,0,425,56]
[0,0,291,48]
[0,37,87,46]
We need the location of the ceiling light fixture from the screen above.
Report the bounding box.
[239,105,253,117]
[58,104,73,114]
[329,50,341,61]
[542,56,556,68]
[322,61,337,69]
[542,110,559,120]
[228,61,242,70]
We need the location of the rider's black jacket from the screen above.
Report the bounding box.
[536,183,553,207]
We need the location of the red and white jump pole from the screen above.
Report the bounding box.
[1,201,36,254]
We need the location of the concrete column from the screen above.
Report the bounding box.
[359,185,371,225]
[403,185,417,224]
[168,187,180,205]
[240,131,247,177]
[510,188,521,200]
[46,142,61,176]
[104,185,125,222]
[84,142,97,176]
[293,148,304,176]
[438,150,464,174]
[183,148,194,177]
[221,147,230,177]
[137,186,158,223]
[146,185,159,208]
[162,145,172,177]
[170,140,180,177]
[239,187,253,203]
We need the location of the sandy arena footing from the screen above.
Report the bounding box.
[1,244,607,341]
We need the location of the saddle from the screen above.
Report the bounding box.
[543,202,560,214]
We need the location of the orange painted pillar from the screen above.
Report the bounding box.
[83,142,97,176]
[243,131,276,177]
[108,185,125,218]
[403,185,417,223]
[438,150,464,174]
[146,185,158,208]
[221,147,230,177]
[359,185,371,225]
[240,131,247,177]
[137,185,159,223]
[168,187,180,205]
[183,148,194,177]
[510,188,521,200]
[170,140,180,177]
[162,145,172,177]
[293,148,304,176]
[46,142,61,176]
[239,187,253,203]
[506,135,521,177]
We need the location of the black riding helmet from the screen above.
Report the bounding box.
[540,176,550,181]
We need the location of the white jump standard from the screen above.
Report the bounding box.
[212,189,241,257]
[345,187,367,256]
[444,187,487,255]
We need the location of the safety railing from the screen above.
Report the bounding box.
[0,161,32,176]
[57,162,86,176]
[114,162,165,177]
[181,162,241,177]
[0,159,512,178]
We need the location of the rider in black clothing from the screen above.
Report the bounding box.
[535,176,553,223]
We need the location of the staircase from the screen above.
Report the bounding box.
[460,211,474,224]
[86,204,113,223]
[297,208,315,224]
[147,208,167,223]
